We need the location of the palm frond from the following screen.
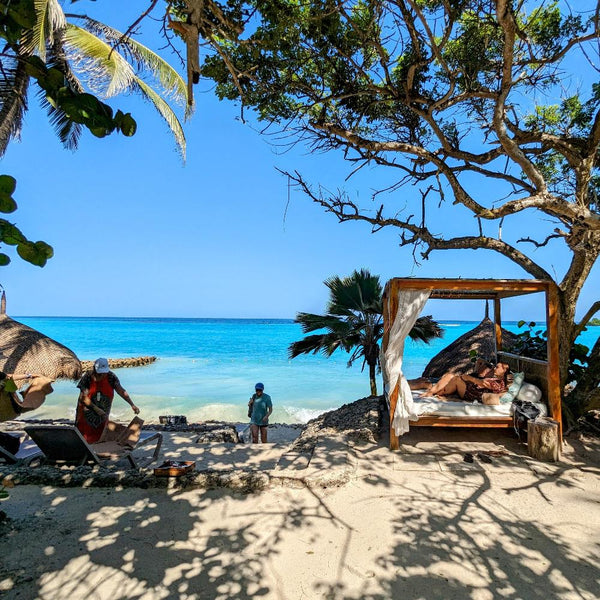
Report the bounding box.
[70,15,190,111]
[326,269,382,316]
[0,61,30,157]
[41,42,85,149]
[23,0,66,61]
[295,312,348,334]
[288,333,347,359]
[63,24,135,97]
[409,315,444,343]
[134,78,186,159]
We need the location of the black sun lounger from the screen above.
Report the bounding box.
[24,425,163,468]
[0,432,43,465]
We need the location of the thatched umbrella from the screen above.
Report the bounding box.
[422,316,518,379]
[0,293,81,380]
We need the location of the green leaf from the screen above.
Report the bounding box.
[0,221,25,245]
[116,112,137,136]
[0,194,17,213]
[0,175,16,195]
[0,253,11,266]
[16,240,53,267]
[0,490,9,500]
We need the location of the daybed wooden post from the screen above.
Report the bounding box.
[382,281,400,450]
[494,298,503,354]
[546,282,563,438]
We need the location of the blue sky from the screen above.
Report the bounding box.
[0,1,597,321]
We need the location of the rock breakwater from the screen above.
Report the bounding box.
[80,356,157,370]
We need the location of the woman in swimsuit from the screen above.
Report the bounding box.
[425,362,509,402]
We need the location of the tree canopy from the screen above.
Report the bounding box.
[0,0,189,267]
[166,0,600,418]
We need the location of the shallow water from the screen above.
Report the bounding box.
[14,317,598,424]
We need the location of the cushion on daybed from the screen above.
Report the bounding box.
[500,372,524,403]
[516,382,543,403]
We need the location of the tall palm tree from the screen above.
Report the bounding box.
[0,0,189,158]
[289,269,443,396]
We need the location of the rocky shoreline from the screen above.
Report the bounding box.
[79,356,157,370]
[0,397,384,491]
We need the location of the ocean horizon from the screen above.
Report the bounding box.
[12,316,599,425]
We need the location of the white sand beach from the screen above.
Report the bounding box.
[1,421,600,600]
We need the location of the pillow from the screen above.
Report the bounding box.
[500,372,524,404]
[516,382,542,403]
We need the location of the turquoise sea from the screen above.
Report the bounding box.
[15,317,599,424]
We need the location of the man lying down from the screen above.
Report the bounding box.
[408,359,509,406]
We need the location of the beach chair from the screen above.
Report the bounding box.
[24,423,163,468]
[0,432,44,466]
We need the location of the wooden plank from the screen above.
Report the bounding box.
[412,416,513,428]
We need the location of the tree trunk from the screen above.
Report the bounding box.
[369,361,377,397]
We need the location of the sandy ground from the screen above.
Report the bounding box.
[1,428,600,600]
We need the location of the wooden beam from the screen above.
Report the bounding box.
[546,283,562,437]
[392,278,549,295]
[382,282,400,450]
[494,298,503,354]
[412,416,513,427]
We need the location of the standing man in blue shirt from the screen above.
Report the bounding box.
[248,382,273,443]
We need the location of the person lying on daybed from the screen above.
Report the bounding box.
[408,358,495,391]
[424,362,510,403]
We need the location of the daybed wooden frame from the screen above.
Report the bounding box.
[382,278,561,450]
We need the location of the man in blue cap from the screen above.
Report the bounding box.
[248,382,272,443]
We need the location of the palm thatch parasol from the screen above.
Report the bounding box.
[0,293,81,380]
[422,317,518,379]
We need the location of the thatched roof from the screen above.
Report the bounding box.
[0,313,82,380]
[422,317,518,379]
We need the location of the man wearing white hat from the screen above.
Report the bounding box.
[75,358,140,443]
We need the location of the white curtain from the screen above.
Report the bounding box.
[381,289,431,436]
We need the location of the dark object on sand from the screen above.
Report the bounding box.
[154,460,195,477]
[159,415,187,426]
[478,453,493,464]
[463,453,474,463]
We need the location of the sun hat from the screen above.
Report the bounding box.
[255,382,264,390]
[94,358,110,374]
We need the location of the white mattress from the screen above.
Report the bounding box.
[411,390,548,418]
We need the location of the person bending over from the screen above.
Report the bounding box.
[76,358,140,443]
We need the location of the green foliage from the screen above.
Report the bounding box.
[513,320,591,386]
[0,176,53,267]
[26,56,138,139]
[589,318,600,326]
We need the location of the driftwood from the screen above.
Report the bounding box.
[528,417,560,462]
[80,356,157,371]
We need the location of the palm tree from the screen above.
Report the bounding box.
[0,0,189,158]
[289,269,443,396]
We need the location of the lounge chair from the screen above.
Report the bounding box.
[0,432,44,466]
[24,424,163,468]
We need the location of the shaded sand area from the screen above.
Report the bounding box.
[1,399,600,599]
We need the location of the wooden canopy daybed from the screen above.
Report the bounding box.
[382,278,561,450]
